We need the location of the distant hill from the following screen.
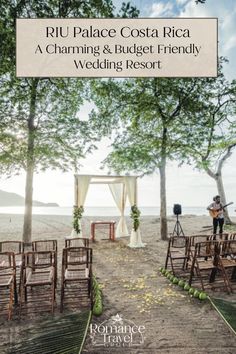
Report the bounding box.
[0,189,59,207]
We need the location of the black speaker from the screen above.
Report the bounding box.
[173,204,182,215]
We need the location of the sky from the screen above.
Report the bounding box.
[0,0,236,209]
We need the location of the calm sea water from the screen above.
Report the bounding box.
[0,205,231,216]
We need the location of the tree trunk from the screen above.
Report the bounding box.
[23,161,34,244]
[22,79,38,244]
[215,173,232,224]
[159,158,168,240]
[204,166,234,225]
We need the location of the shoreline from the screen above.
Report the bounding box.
[1,213,235,242]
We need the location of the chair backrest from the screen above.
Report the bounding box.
[229,233,236,240]
[213,233,229,241]
[32,240,57,252]
[169,236,188,248]
[24,251,55,269]
[65,238,89,248]
[62,247,92,268]
[220,240,236,257]
[0,241,24,255]
[188,235,211,248]
[194,241,219,258]
[0,252,16,270]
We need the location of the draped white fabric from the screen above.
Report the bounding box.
[124,177,145,248]
[71,175,91,237]
[76,176,91,206]
[108,183,129,238]
[71,174,144,248]
[124,176,136,206]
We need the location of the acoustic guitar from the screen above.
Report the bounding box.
[209,202,233,218]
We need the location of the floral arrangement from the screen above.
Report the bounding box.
[130,204,141,231]
[73,205,84,234]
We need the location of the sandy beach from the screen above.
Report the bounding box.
[0,213,236,353]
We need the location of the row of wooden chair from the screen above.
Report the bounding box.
[0,238,92,320]
[165,234,236,294]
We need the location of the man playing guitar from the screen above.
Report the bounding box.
[207,195,224,235]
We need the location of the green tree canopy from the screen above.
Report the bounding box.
[90,77,206,239]
[0,0,139,243]
[90,60,236,237]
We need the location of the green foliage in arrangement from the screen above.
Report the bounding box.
[161,269,208,301]
[130,204,141,231]
[178,280,185,288]
[92,276,103,317]
[184,283,191,291]
[73,205,84,234]
[199,292,208,300]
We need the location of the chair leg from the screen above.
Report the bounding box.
[51,283,55,313]
[165,253,169,269]
[218,265,232,294]
[13,274,18,305]
[24,285,27,302]
[60,283,64,313]
[8,283,14,320]
[189,261,195,286]
[231,267,236,280]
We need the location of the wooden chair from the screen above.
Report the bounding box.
[60,247,93,312]
[0,241,24,299]
[165,236,189,275]
[0,252,16,320]
[32,240,58,287]
[217,240,236,292]
[65,237,89,248]
[20,251,56,315]
[188,240,231,292]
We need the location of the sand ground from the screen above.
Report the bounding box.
[0,213,236,353]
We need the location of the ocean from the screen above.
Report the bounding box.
[0,205,235,216]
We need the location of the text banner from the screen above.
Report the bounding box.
[16,18,218,78]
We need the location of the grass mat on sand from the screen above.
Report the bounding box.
[211,298,236,334]
[5,310,91,354]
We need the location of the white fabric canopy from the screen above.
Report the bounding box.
[72,174,145,248]
[108,183,129,238]
[76,175,91,206]
[124,176,145,248]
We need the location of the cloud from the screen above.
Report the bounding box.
[224,35,236,52]
[150,2,174,17]
[179,0,236,80]
[175,0,189,5]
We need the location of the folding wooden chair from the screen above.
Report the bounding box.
[20,251,56,315]
[0,241,24,300]
[188,240,231,292]
[0,252,16,320]
[217,240,236,292]
[32,240,58,287]
[65,237,89,248]
[165,236,189,275]
[60,247,93,312]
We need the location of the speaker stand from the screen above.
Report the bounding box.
[172,214,185,236]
